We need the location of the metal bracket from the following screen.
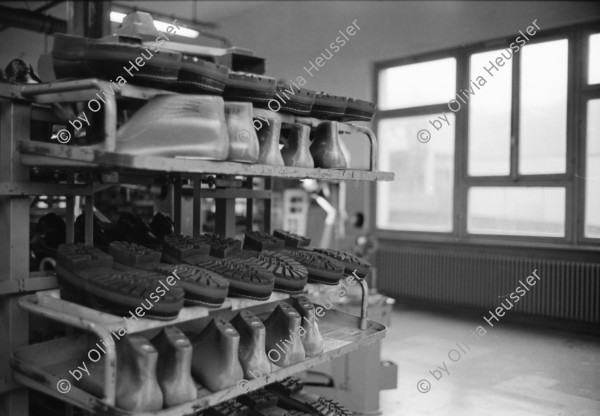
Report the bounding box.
[357,275,369,330]
[0,275,59,296]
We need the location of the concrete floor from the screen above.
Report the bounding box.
[379,305,600,416]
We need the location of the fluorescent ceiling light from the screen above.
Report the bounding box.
[110,11,199,39]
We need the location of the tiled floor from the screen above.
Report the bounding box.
[379,305,600,416]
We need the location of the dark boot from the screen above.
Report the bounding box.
[149,212,175,241]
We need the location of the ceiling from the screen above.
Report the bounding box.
[114,1,268,24]
[3,1,269,27]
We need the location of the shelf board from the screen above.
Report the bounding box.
[13,298,386,415]
[19,290,291,335]
[19,141,394,182]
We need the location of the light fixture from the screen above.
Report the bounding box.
[109,11,200,39]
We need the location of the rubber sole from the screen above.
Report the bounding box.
[311,248,371,278]
[56,266,183,320]
[277,249,343,286]
[110,241,229,307]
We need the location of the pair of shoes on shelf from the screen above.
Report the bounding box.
[273,229,372,278]
[56,243,185,320]
[109,240,230,307]
[163,233,276,300]
[245,230,345,286]
[78,327,196,411]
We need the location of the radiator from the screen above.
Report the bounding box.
[376,246,600,324]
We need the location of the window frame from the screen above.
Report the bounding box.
[372,20,600,250]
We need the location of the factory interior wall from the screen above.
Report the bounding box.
[1,1,600,246]
[218,0,600,240]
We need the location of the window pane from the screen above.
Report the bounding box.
[468,187,565,237]
[377,114,455,232]
[468,49,512,176]
[589,33,600,84]
[519,40,568,174]
[378,58,456,110]
[585,99,600,237]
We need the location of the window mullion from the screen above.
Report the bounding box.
[456,50,469,238]
[511,45,521,180]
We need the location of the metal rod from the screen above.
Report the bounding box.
[351,124,378,172]
[65,196,75,244]
[84,193,94,246]
[193,174,201,237]
[357,276,369,330]
[173,176,182,235]
[264,178,272,233]
[245,176,254,232]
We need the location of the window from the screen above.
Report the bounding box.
[378,58,456,110]
[519,40,568,174]
[467,187,565,237]
[468,49,512,176]
[585,99,600,238]
[377,114,454,232]
[376,58,457,232]
[375,22,600,247]
[588,33,600,84]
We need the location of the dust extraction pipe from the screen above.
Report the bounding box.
[0,4,66,34]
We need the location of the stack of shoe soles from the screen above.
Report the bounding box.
[204,383,354,416]
[45,11,376,163]
[76,327,197,411]
[56,243,185,320]
[265,377,354,416]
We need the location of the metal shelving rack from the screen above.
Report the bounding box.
[0,79,394,416]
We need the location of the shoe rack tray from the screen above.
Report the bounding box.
[18,140,394,182]
[12,292,386,416]
[11,78,392,182]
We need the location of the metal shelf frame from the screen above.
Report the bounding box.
[0,78,392,416]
